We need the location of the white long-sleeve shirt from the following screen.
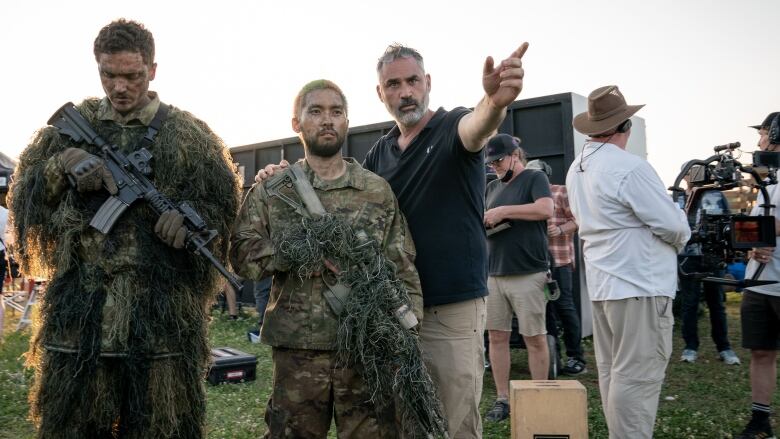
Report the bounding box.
[566,142,690,301]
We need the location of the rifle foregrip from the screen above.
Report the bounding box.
[144,190,176,215]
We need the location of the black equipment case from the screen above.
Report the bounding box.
[207,347,257,385]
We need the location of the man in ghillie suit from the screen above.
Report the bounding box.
[230,80,442,438]
[9,18,240,438]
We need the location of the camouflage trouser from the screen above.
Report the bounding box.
[265,347,397,439]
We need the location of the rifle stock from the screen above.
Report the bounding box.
[265,165,326,218]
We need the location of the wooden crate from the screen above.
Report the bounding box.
[510,380,588,439]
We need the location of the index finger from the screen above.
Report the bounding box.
[511,42,529,60]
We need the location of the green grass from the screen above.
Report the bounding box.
[2,293,780,438]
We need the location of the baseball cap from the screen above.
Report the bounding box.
[485,134,520,164]
[750,112,780,130]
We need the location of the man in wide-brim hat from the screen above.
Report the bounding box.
[565,85,690,439]
[572,85,643,136]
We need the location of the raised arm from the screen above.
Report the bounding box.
[458,42,529,152]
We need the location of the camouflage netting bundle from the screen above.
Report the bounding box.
[276,214,448,438]
[9,97,240,438]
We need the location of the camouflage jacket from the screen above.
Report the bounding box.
[11,93,240,356]
[230,159,422,350]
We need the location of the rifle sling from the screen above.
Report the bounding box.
[137,103,170,151]
[282,162,352,315]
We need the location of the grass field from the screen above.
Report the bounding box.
[2,292,780,438]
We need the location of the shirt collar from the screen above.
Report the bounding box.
[97,91,160,126]
[583,140,622,153]
[302,158,366,191]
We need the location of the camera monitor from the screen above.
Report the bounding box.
[687,164,708,184]
[731,216,776,249]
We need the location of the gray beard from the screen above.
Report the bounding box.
[390,92,430,127]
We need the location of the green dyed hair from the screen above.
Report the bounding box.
[93,18,155,66]
[292,79,348,119]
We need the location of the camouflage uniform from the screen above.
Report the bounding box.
[230,159,421,438]
[10,93,240,439]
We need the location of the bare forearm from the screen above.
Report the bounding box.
[559,220,578,235]
[458,96,507,152]
[497,203,552,221]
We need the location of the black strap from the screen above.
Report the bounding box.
[137,103,170,150]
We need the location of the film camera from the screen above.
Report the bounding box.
[671,142,778,286]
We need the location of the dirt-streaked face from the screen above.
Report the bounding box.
[97,51,156,115]
[293,88,348,158]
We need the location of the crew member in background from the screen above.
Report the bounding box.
[677,162,740,365]
[566,85,690,439]
[526,158,587,376]
[0,204,8,293]
[0,203,6,334]
[482,134,553,422]
[737,111,780,439]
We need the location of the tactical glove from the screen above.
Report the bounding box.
[154,209,188,249]
[60,148,118,194]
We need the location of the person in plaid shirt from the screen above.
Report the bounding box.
[527,159,587,375]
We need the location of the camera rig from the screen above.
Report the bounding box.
[669,142,778,288]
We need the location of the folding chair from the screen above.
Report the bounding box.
[2,278,44,331]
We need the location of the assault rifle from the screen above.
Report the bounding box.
[48,102,241,291]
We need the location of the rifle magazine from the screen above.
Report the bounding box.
[90,196,131,234]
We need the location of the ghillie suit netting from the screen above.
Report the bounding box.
[275,213,448,438]
[9,98,240,438]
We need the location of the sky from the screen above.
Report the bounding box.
[1,0,777,187]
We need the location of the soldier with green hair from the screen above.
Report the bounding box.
[10,18,240,438]
[230,79,443,438]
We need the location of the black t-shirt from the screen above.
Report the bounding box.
[485,169,551,275]
[363,107,487,306]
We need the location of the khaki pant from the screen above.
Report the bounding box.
[592,296,673,439]
[486,272,548,336]
[420,297,487,439]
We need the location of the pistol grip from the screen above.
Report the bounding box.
[323,280,350,316]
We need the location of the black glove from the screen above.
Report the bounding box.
[154,210,187,249]
[60,147,118,194]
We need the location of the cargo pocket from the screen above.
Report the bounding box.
[655,296,673,362]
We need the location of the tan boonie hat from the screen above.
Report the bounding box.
[573,85,644,136]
